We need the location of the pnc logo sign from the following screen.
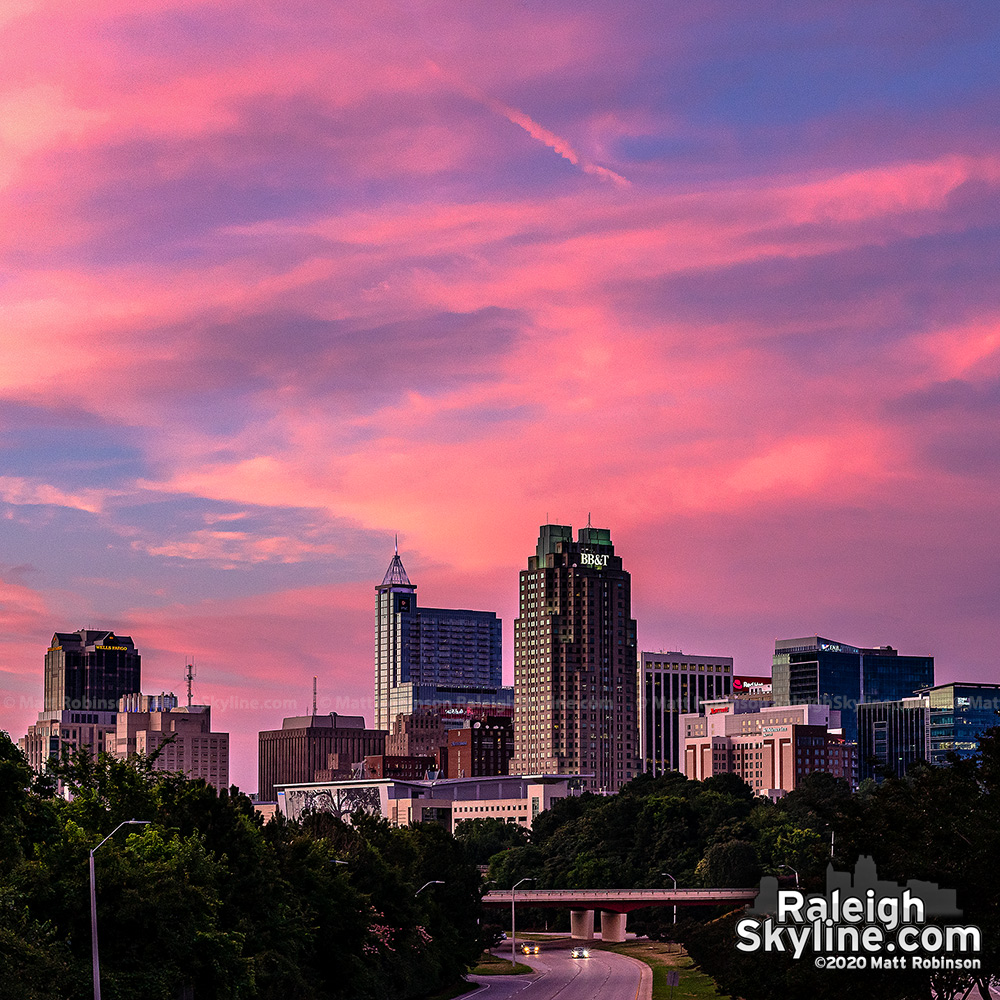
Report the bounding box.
[580,552,610,569]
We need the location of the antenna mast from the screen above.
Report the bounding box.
[185,661,195,707]
[313,676,318,715]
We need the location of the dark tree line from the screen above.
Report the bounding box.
[0,732,483,1000]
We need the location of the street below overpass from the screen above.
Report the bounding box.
[463,943,648,1000]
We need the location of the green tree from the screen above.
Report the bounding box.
[453,817,529,866]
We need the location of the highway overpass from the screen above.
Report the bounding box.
[481,887,758,942]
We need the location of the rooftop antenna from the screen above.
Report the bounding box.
[394,533,398,555]
[313,676,318,715]
[587,512,592,528]
[185,660,196,708]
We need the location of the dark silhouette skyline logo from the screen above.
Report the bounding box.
[749,855,961,919]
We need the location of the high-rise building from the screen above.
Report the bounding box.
[20,628,142,777]
[111,693,230,789]
[924,682,1000,763]
[856,696,930,781]
[258,713,386,801]
[374,548,508,733]
[639,651,734,775]
[772,636,933,742]
[510,523,638,792]
[44,629,141,714]
[857,682,1000,780]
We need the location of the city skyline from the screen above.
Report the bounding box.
[2,531,966,793]
[3,3,1000,793]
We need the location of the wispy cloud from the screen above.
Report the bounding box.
[427,60,629,187]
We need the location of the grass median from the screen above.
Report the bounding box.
[470,951,534,976]
[594,940,730,1000]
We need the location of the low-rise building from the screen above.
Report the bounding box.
[276,774,579,832]
[444,716,514,778]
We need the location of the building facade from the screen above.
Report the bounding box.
[111,693,229,789]
[857,682,1000,780]
[857,696,930,781]
[925,682,1000,764]
[374,549,507,733]
[445,716,514,778]
[681,700,857,795]
[276,773,577,832]
[772,636,933,742]
[386,711,448,757]
[362,754,438,780]
[20,627,142,777]
[44,629,141,714]
[258,713,387,801]
[19,713,116,776]
[639,651,734,775]
[510,523,638,792]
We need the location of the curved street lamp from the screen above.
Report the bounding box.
[415,880,445,896]
[660,872,678,925]
[91,820,150,1000]
[779,864,800,888]
[511,877,534,968]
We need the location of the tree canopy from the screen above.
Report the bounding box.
[0,732,483,1000]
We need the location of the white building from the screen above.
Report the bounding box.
[276,773,578,831]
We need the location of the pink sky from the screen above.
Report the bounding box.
[2,1,999,791]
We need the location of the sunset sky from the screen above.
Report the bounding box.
[2,1,999,791]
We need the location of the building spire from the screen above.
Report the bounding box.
[381,549,413,588]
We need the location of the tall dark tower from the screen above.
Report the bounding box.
[43,629,141,714]
[511,523,638,792]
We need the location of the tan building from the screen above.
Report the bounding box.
[681,700,857,796]
[19,711,116,776]
[113,693,229,790]
[386,711,448,757]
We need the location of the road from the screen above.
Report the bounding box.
[463,942,648,1000]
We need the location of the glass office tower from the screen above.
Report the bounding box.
[773,636,933,742]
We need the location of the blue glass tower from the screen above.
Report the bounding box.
[773,636,933,742]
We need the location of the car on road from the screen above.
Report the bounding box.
[520,943,540,954]
[570,946,590,958]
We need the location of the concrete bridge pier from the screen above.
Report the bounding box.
[600,911,627,943]
[570,909,595,940]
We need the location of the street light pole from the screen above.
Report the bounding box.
[779,864,800,888]
[511,877,533,968]
[415,880,444,896]
[90,819,150,1000]
[661,872,677,925]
